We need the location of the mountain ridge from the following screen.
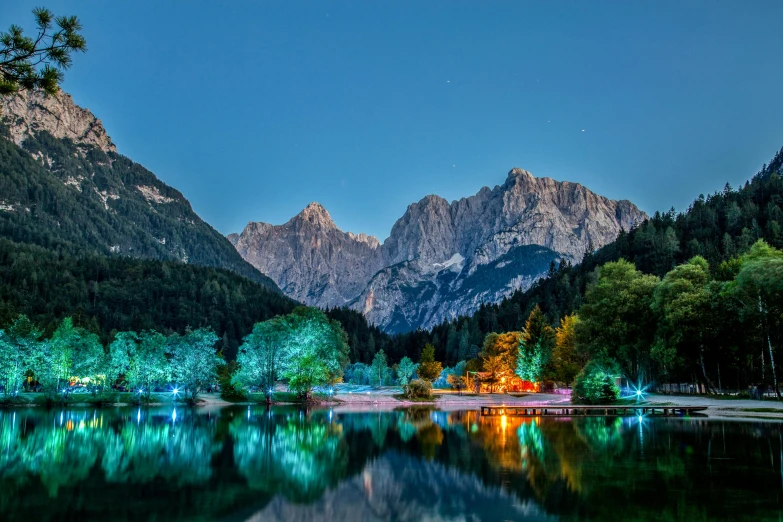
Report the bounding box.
[231,168,647,331]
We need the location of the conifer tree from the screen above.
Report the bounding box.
[1,8,87,96]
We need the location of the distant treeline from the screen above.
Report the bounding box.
[0,238,295,359]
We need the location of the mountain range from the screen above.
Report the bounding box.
[1,89,646,334]
[230,169,646,332]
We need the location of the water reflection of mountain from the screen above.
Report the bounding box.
[246,452,551,522]
[0,408,781,521]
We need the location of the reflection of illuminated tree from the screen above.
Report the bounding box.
[574,417,624,453]
[231,414,347,502]
[341,411,398,447]
[103,421,215,485]
[396,416,417,442]
[393,408,445,458]
[457,412,524,472]
[517,419,545,468]
[0,410,216,499]
[14,423,103,496]
[416,423,444,459]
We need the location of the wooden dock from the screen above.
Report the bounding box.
[480,405,708,417]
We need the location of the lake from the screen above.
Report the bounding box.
[0,406,780,521]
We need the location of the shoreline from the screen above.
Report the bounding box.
[4,391,783,421]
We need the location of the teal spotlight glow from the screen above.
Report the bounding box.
[630,382,648,401]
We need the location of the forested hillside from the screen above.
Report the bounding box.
[0,239,295,360]
[0,123,278,289]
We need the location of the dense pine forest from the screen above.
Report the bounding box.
[0,239,297,360]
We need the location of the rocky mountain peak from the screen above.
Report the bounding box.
[1,90,116,153]
[292,201,336,229]
[507,167,534,180]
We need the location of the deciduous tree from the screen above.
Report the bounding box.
[169,328,220,401]
[279,307,349,399]
[652,256,720,393]
[577,259,660,382]
[395,356,418,386]
[234,317,288,402]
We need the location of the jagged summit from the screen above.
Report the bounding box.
[302,201,329,214]
[231,168,647,331]
[293,201,335,227]
[230,201,384,307]
[507,167,534,179]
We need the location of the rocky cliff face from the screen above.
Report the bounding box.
[0,89,279,290]
[2,90,116,153]
[232,168,646,331]
[231,203,383,307]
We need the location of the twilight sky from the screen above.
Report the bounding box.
[3,1,783,240]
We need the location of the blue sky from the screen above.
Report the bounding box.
[3,1,783,240]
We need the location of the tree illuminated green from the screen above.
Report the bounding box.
[46,317,107,393]
[108,330,170,399]
[234,317,288,401]
[516,306,554,384]
[395,356,419,386]
[370,349,389,386]
[571,360,621,405]
[0,323,29,397]
[169,328,220,401]
[279,307,349,399]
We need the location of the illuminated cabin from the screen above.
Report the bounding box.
[470,372,537,393]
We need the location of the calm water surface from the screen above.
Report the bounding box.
[0,406,780,521]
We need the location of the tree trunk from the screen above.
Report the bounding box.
[759,293,780,398]
[699,346,717,394]
[767,332,780,399]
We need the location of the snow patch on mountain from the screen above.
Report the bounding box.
[433,253,465,272]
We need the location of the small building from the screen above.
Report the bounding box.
[470,372,537,394]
